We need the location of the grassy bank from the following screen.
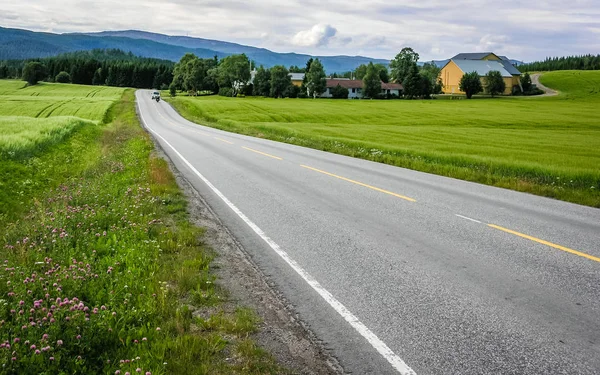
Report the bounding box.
[166,71,600,207]
[0,85,284,373]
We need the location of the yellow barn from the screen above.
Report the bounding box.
[440,53,522,95]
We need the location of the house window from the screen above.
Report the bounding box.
[352,88,356,93]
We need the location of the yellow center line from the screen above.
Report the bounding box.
[488,224,600,263]
[242,147,283,160]
[300,165,416,202]
[214,137,234,144]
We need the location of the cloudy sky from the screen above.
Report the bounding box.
[2,0,599,61]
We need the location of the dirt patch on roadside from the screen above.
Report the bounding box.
[150,143,343,374]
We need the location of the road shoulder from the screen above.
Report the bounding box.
[148,135,343,374]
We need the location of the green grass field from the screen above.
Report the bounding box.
[0,81,124,159]
[167,71,600,207]
[0,80,124,120]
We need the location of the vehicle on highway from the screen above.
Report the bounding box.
[151,91,160,102]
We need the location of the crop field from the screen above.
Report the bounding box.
[0,80,124,158]
[168,70,600,206]
[0,80,124,121]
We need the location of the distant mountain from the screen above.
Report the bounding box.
[0,27,389,73]
[0,27,226,62]
[80,30,391,73]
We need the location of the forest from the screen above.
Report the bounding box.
[0,49,174,89]
[519,54,600,72]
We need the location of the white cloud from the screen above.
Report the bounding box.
[476,34,509,52]
[0,0,599,61]
[291,24,337,47]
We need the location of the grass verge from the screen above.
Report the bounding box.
[0,89,286,374]
[166,71,600,207]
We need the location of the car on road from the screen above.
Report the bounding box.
[151,91,160,101]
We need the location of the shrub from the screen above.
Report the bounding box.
[22,62,46,86]
[520,72,532,92]
[55,71,71,83]
[218,87,234,97]
[331,84,349,99]
[284,85,301,98]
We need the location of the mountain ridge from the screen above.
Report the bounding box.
[0,27,390,72]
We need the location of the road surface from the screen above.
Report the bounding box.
[531,73,559,96]
[137,91,600,374]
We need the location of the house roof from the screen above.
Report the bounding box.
[326,79,363,89]
[382,82,403,90]
[325,79,403,90]
[452,52,498,60]
[452,59,514,77]
[498,59,521,75]
[289,73,305,81]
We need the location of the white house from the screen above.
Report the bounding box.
[321,79,403,98]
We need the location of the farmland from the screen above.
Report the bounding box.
[0,80,124,120]
[0,82,284,373]
[167,71,600,207]
[0,81,124,159]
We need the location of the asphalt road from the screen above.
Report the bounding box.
[136,91,600,374]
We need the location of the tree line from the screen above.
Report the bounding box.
[519,54,600,72]
[1,49,173,88]
[170,48,447,100]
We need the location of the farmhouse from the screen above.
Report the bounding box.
[289,73,305,87]
[321,79,403,99]
[440,52,522,95]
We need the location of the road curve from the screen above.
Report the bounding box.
[136,91,600,374]
[531,73,559,96]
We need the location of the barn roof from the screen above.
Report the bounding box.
[452,52,497,60]
[452,60,514,77]
[498,59,522,75]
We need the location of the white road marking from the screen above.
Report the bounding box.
[137,94,417,375]
[455,214,482,224]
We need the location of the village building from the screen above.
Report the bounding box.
[321,79,402,99]
[440,52,522,95]
[289,73,305,87]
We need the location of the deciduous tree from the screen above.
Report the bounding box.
[306,58,327,98]
[362,62,382,99]
[22,62,46,85]
[459,71,483,99]
[269,65,291,98]
[252,66,271,96]
[484,70,506,97]
[217,54,251,96]
[390,47,419,84]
